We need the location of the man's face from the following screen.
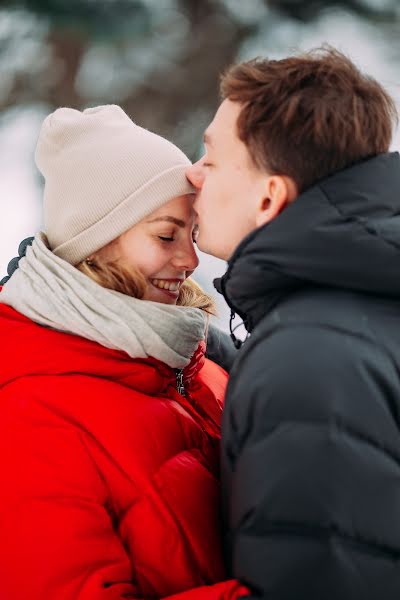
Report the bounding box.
[186,99,266,261]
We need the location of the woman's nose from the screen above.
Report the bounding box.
[186,158,205,190]
[173,242,199,273]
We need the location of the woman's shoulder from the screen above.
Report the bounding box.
[0,302,173,400]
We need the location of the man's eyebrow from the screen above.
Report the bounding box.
[146,216,186,228]
[203,131,213,147]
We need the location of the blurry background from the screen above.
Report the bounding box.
[1,0,399,330]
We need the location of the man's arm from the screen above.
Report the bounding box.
[206,321,239,373]
[222,327,400,599]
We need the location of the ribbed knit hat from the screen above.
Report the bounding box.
[35,104,194,265]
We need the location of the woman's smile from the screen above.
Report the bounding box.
[150,277,184,299]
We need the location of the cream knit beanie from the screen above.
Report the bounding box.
[35,104,194,265]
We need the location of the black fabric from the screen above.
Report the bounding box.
[206,321,239,373]
[217,152,400,599]
[0,236,34,286]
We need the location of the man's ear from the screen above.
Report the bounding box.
[255,175,298,228]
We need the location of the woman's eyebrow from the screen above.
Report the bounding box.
[146,216,186,227]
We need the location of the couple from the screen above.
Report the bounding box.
[1,46,400,600]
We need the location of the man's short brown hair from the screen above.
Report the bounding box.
[220,47,398,192]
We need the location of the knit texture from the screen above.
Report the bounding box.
[0,233,206,368]
[35,105,194,265]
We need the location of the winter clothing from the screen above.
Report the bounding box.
[205,321,239,374]
[0,232,237,370]
[0,227,249,599]
[217,152,400,599]
[0,235,34,286]
[1,233,206,369]
[36,104,194,265]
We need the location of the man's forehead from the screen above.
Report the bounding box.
[203,125,228,150]
[205,100,241,145]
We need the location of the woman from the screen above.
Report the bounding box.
[0,105,247,600]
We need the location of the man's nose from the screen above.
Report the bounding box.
[186,158,205,190]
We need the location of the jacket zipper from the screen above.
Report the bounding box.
[174,369,215,437]
[175,368,185,396]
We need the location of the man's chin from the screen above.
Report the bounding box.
[197,236,212,256]
[197,239,228,261]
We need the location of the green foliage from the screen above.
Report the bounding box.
[5,0,151,36]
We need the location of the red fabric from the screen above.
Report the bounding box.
[0,302,248,600]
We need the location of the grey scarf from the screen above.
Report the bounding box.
[0,233,207,368]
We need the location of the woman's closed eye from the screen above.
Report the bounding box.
[158,230,199,244]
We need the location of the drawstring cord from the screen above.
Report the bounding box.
[0,237,34,286]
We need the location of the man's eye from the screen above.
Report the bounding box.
[158,236,174,242]
[203,162,213,167]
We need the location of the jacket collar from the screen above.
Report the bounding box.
[215,152,400,331]
[0,233,206,370]
[0,301,205,394]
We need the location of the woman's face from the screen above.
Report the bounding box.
[101,195,200,304]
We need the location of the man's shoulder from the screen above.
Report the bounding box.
[225,315,384,423]
[236,287,380,374]
[226,286,400,414]
[235,318,353,379]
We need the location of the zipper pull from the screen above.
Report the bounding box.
[175,369,185,396]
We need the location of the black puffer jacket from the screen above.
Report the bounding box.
[217,152,400,599]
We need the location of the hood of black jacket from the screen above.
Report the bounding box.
[215,152,400,331]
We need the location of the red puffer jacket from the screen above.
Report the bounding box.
[0,302,248,600]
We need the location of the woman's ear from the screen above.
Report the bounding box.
[255,175,298,228]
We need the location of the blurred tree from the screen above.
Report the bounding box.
[0,0,251,157]
[267,0,398,22]
[0,0,398,157]
[3,0,148,30]
[122,0,252,156]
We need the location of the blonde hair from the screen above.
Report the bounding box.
[76,253,216,315]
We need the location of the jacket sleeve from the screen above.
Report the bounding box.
[206,321,239,373]
[167,581,249,600]
[0,386,248,600]
[222,327,400,599]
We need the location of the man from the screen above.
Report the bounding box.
[186,47,400,598]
